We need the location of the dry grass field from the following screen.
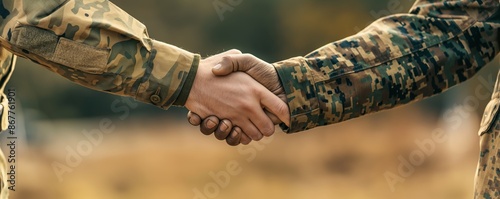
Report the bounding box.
[7,104,481,199]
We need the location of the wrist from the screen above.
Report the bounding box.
[173,54,201,106]
[184,58,207,111]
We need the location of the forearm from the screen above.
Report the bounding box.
[0,0,199,108]
[275,0,500,133]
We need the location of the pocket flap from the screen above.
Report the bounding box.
[479,98,500,136]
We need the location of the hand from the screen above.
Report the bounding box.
[187,53,289,146]
[185,50,289,142]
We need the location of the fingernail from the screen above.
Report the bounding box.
[220,122,229,131]
[188,117,196,125]
[207,120,217,129]
[213,64,221,70]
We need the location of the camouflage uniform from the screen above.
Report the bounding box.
[273,0,499,197]
[0,0,496,198]
[0,0,201,198]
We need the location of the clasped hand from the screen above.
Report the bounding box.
[184,50,289,146]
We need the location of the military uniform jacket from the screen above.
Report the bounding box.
[0,0,201,197]
[273,0,500,134]
[271,0,500,197]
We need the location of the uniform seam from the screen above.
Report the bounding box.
[306,60,321,126]
[318,17,478,83]
[291,108,320,118]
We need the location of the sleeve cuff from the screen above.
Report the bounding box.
[273,57,321,133]
[134,40,200,109]
[173,54,200,106]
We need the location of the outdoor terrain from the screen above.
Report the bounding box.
[8,103,482,199]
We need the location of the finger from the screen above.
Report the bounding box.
[200,116,220,135]
[260,89,290,127]
[187,111,203,126]
[249,109,275,137]
[239,119,264,141]
[212,54,257,76]
[225,129,241,146]
[236,127,252,145]
[264,110,282,125]
[222,49,242,55]
[203,49,242,64]
[209,49,242,60]
[215,119,233,140]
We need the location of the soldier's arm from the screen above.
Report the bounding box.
[274,0,500,133]
[0,0,199,108]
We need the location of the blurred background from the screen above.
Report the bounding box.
[2,0,499,198]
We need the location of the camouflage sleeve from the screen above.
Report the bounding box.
[0,0,200,108]
[274,0,500,133]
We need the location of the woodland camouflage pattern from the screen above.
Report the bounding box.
[273,0,500,198]
[0,0,201,198]
[0,0,200,109]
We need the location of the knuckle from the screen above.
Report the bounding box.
[247,53,257,60]
[264,126,275,137]
[242,53,252,58]
[240,101,254,112]
[262,124,275,137]
[248,86,261,96]
[221,55,231,60]
[228,49,242,54]
[251,132,263,141]
[221,56,238,71]
[273,100,289,116]
[277,103,289,116]
[241,54,253,63]
[221,56,232,64]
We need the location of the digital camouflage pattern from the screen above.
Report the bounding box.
[274,0,500,133]
[273,0,500,198]
[0,0,201,198]
[477,72,500,199]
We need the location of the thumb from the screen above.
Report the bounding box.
[264,110,283,125]
[259,89,290,127]
[212,54,259,76]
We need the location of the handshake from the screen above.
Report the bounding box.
[184,50,290,146]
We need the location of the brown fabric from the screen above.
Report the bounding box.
[51,38,109,74]
[11,26,58,58]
